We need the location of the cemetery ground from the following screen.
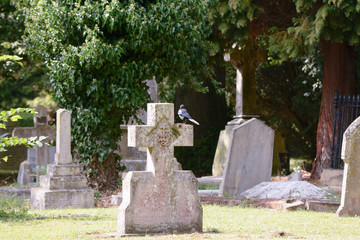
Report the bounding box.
[1,201,360,240]
[0,189,354,240]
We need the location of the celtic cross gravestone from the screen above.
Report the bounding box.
[118,103,202,234]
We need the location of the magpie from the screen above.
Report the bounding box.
[178,104,200,125]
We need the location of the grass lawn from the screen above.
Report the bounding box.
[1,205,360,239]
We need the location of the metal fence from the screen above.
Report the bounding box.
[330,91,360,169]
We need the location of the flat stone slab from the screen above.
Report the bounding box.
[197,176,222,186]
[0,186,31,198]
[239,181,340,201]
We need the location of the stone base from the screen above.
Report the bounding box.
[118,171,202,234]
[31,188,94,209]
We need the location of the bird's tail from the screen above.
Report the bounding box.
[189,118,200,125]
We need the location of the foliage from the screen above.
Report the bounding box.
[0,194,30,221]
[208,0,260,52]
[20,0,211,180]
[256,56,322,159]
[176,126,221,175]
[0,108,45,161]
[0,0,47,110]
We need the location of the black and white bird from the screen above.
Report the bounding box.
[178,104,200,125]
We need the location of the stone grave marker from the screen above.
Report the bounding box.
[31,109,94,209]
[13,105,55,182]
[219,118,274,197]
[337,117,360,217]
[118,103,202,234]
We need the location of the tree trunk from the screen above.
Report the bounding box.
[311,40,357,179]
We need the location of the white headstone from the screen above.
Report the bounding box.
[31,109,94,209]
[337,117,360,216]
[118,103,202,234]
[220,118,274,197]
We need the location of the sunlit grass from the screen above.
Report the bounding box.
[1,205,360,239]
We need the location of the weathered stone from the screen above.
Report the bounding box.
[39,175,88,190]
[17,160,35,185]
[220,118,274,197]
[288,172,302,181]
[283,199,305,211]
[320,169,343,188]
[212,127,233,177]
[118,103,202,235]
[13,105,55,181]
[337,117,360,217]
[306,200,340,212]
[31,188,94,209]
[31,109,94,209]
[47,164,81,176]
[54,109,72,165]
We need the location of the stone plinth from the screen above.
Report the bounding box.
[118,103,202,235]
[31,109,94,209]
[337,117,360,217]
[219,118,274,197]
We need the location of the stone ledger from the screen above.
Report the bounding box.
[118,103,202,234]
[337,117,360,217]
[219,118,274,197]
[31,109,94,209]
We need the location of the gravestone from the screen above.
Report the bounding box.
[31,109,94,209]
[337,117,360,217]
[219,118,274,197]
[118,103,202,234]
[212,49,274,197]
[119,78,158,174]
[13,105,55,182]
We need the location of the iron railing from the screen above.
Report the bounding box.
[330,91,360,169]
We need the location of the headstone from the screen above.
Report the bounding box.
[31,109,94,209]
[219,118,274,197]
[17,160,34,185]
[13,105,55,180]
[288,172,302,181]
[212,45,274,197]
[118,103,202,234]
[337,117,360,217]
[118,78,158,174]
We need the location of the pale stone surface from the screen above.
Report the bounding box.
[337,117,360,217]
[220,118,274,197]
[31,188,94,209]
[17,160,34,185]
[13,105,55,182]
[212,126,235,177]
[118,103,202,234]
[288,172,302,181]
[31,109,94,209]
[239,181,338,200]
[320,169,343,188]
[54,109,72,165]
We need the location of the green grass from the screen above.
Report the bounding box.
[1,205,360,239]
[198,184,219,190]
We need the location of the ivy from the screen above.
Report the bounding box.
[20,0,211,176]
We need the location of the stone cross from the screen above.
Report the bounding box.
[337,116,360,216]
[225,38,266,124]
[118,103,202,234]
[12,105,55,175]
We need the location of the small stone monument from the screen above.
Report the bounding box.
[337,117,360,217]
[13,105,55,183]
[118,103,202,234]
[31,109,94,209]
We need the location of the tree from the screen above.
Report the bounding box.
[20,0,211,183]
[0,0,47,109]
[211,0,360,178]
[281,1,360,178]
